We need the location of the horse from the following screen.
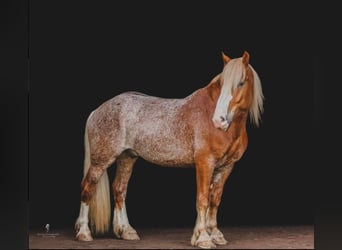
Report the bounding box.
[75,51,264,249]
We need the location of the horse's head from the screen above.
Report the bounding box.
[212,51,264,131]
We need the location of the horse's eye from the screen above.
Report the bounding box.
[237,81,244,88]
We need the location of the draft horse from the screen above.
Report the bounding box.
[75,51,264,248]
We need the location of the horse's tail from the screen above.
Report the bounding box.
[83,114,111,234]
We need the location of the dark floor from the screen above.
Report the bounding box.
[29,225,314,249]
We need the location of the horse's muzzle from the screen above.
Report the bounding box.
[212,112,234,131]
[212,117,229,131]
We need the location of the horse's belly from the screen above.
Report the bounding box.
[134,140,194,167]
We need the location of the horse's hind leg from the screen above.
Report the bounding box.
[112,150,140,240]
[75,164,110,241]
[75,123,116,241]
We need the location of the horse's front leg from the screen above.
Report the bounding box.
[191,157,216,249]
[206,163,234,245]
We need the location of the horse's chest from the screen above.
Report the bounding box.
[215,137,247,167]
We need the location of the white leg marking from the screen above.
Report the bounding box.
[114,203,129,230]
[113,203,140,240]
[210,227,228,245]
[75,202,93,241]
[191,209,216,249]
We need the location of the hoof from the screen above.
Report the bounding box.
[210,228,228,245]
[212,235,227,245]
[114,226,140,240]
[76,232,93,241]
[196,240,216,249]
[191,233,216,249]
[122,229,140,240]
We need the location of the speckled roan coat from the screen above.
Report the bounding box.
[75,51,264,249]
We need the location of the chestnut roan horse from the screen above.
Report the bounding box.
[75,51,264,248]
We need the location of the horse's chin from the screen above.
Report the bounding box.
[222,123,230,131]
[219,122,229,131]
[212,120,230,131]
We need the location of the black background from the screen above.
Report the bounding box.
[2,1,341,250]
[29,1,315,229]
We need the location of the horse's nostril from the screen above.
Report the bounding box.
[220,116,226,122]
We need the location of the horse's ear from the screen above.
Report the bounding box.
[221,51,231,65]
[242,51,250,66]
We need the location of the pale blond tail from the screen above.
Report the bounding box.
[83,122,111,234]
